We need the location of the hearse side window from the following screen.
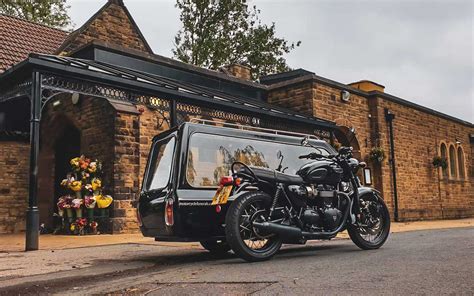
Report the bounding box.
[146,137,176,190]
[186,133,330,187]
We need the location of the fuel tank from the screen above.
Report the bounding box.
[297,160,343,185]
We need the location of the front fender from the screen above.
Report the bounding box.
[357,186,381,197]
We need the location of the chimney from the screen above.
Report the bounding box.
[226,63,252,81]
[348,80,385,93]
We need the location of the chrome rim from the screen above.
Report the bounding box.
[239,200,275,252]
[357,199,386,243]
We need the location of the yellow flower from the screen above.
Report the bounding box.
[91,178,102,191]
[69,180,82,192]
[70,157,80,168]
[70,224,76,232]
[96,195,113,209]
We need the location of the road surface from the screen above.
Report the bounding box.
[0,227,473,295]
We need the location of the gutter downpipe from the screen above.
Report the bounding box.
[385,108,399,222]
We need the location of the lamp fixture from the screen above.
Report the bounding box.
[455,138,461,145]
[71,93,80,105]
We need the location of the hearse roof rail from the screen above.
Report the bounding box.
[189,118,322,140]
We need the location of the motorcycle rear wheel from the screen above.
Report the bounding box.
[348,193,390,250]
[225,191,282,262]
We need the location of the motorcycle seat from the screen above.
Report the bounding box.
[249,166,303,185]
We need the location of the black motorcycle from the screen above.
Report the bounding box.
[224,137,390,262]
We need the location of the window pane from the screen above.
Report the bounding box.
[449,145,456,177]
[457,147,465,178]
[440,143,448,177]
[186,133,330,187]
[147,137,176,190]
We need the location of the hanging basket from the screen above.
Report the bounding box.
[369,147,385,164]
[432,156,448,169]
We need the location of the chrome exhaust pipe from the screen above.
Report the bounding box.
[252,221,302,240]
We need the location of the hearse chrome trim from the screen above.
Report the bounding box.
[189,118,323,140]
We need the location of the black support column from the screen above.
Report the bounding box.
[25,72,41,251]
[170,99,177,127]
[385,108,398,222]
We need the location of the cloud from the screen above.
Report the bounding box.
[68,0,473,122]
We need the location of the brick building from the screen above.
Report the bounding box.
[0,0,472,234]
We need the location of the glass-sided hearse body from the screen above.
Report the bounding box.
[138,122,337,241]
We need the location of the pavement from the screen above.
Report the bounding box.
[0,227,472,295]
[1,217,473,253]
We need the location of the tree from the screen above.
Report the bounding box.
[173,0,300,80]
[0,0,72,29]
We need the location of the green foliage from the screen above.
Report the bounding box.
[173,0,300,80]
[0,0,72,29]
[432,156,448,169]
[369,147,385,164]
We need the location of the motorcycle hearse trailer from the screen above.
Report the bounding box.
[138,121,390,261]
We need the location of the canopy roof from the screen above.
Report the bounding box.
[0,53,336,131]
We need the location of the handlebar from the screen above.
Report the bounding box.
[298,152,325,160]
[298,146,352,160]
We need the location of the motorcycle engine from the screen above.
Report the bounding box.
[290,185,343,231]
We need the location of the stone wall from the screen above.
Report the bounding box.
[267,78,474,221]
[0,141,29,233]
[58,0,151,55]
[38,95,116,230]
[374,96,473,220]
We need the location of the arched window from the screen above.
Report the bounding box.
[449,145,457,178]
[440,143,448,178]
[457,147,465,179]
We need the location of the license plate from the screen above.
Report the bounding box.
[212,185,233,205]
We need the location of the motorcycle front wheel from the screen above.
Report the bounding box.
[348,193,390,250]
[225,191,282,262]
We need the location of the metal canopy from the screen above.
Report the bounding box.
[0,54,335,131]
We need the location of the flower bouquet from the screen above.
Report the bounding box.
[57,155,109,234]
[84,195,96,220]
[96,194,113,217]
[71,218,88,235]
[89,221,99,234]
[59,195,74,220]
[72,198,83,218]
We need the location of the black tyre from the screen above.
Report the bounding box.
[225,191,282,262]
[199,239,231,254]
[348,193,391,250]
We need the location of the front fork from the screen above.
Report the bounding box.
[350,177,362,224]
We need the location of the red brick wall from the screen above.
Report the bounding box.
[0,141,29,233]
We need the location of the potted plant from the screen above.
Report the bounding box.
[432,156,448,169]
[369,147,385,164]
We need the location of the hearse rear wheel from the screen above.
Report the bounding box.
[199,240,231,254]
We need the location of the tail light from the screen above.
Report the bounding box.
[219,176,233,186]
[234,177,242,186]
[164,199,174,226]
[136,204,143,227]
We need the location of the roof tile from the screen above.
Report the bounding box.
[0,14,68,73]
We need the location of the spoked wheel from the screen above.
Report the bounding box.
[348,193,390,250]
[225,191,282,262]
[199,239,231,255]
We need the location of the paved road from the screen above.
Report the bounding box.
[1,227,473,295]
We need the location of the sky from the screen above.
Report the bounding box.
[68,0,473,123]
